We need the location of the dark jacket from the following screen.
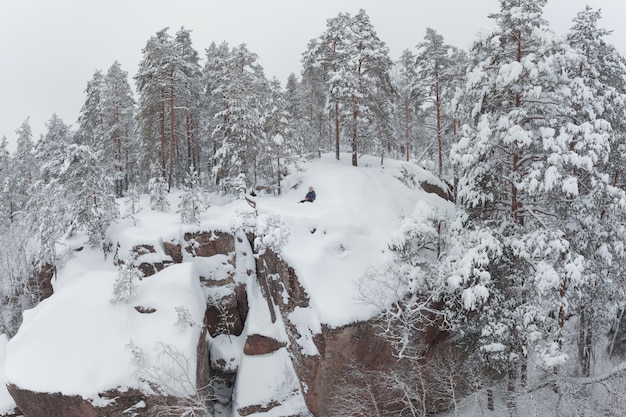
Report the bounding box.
[304,190,316,202]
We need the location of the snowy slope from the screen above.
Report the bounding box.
[5,261,206,399]
[3,153,453,409]
[259,154,453,326]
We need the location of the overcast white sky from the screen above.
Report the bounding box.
[1,0,624,150]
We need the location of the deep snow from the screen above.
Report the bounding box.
[2,153,453,414]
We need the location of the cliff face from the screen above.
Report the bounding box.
[4,156,454,417]
[5,226,412,417]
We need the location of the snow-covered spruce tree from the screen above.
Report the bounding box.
[124,183,141,220]
[178,165,206,224]
[0,224,37,336]
[75,63,137,198]
[149,175,170,212]
[60,144,119,250]
[27,114,74,269]
[11,118,35,222]
[111,252,142,303]
[450,0,626,402]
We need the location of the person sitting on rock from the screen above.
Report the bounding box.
[299,186,316,203]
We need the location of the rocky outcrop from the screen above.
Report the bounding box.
[243,334,286,355]
[8,226,448,417]
[7,385,147,417]
[420,180,453,202]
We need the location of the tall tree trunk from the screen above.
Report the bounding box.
[160,95,166,175]
[435,80,442,178]
[405,95,410,162]
[168,81,176,191]
[352,95,358,167]
[186,114,192,171]
[578,308,593,377]
[335,102,340,161]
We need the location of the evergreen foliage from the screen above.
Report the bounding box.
[149,176,170,212]
[177,165,205,224]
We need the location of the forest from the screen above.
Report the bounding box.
[2,0,626,414]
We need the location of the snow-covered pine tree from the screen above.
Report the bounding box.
[149,175,170,212]
[103,61,137,197]
[299,43,331,155]
[12,118,35,221]
[260,77,292,194]
[450,0,574,399]
[173,28,203,181]
[347,9,394,165]
[111,252,142,303]
[211,43,266,191]
[451,0,626,400]
[559,6,626,377]
[305,10,393,166]
[393,49,420,162]
[75,70,106,149]
[415,28,464,178]
[178,165,205,224]
[124,183,141,220]
[312,12,351,161]
[0,136,11,225]
[27,114,74,269]
[57,144,119,250]
[200,41,231,179]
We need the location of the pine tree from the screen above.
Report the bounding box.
[12,118,35,221]
[562,6,626,376]
[178,165,205,224]
[111,252,142,303]
[75,70,106,149]
[27,114,73,268]
[136,28,175,183]
[57,144,119,250]
[450,0,572,399]
[394,49,420,162]
[149,175,170,212]
[451,0,626,397]
[103,61,137,197]
[211,43,266,191]
[260,77,292,194]
[0,136,11,224]
[415,28,461,178]
[304,10,393,166]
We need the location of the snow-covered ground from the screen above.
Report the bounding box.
[1,153,453,413]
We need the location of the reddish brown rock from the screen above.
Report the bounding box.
[420,180,453,201]
[163,241,183,264]
[204,282,248,338]
[7,385,146,417]
[184,231,235,257]
[243,334,286,355]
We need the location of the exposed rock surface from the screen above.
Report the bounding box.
[7,227,448,417]
[7,385,146,417]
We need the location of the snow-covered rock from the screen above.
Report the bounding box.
[3,154,453,416]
